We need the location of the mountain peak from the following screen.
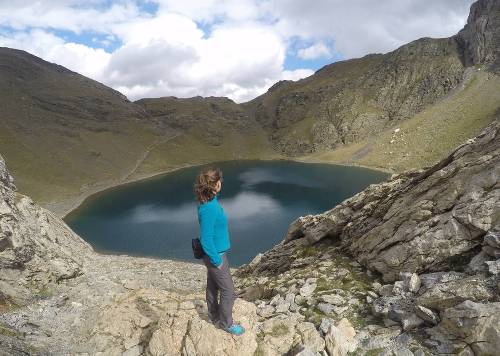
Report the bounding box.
[455,0,500,71]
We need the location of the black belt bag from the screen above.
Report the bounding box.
[192,237,205,259]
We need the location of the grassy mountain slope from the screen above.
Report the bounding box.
[0,47,167,209]
[300,69,500,172]
[243,37,466,155]
[130,96,279,179]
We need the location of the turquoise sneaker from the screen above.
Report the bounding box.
[223,324,245,336]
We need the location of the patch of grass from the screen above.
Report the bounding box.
[410,346,430,355]
[0,322,22,338]
[315,277,334,292]
[302,308,325,326]
[27,281,54,299]
[36,285,53,298]
[302,71,500,174]
[365,348,385,356]
[298,245,320,258]
[253,341,266,356]
[269,323,289,337]
[345,309,369,330]
[137,296,151,305]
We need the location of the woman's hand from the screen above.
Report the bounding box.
[216,260,224,270]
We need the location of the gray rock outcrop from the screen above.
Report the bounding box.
[0,154,94,307]
[239,118,499,355]
[283,118,499,282]
[456,0,500,72]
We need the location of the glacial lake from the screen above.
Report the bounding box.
[64,160,389,267]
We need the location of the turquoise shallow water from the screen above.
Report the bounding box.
[64,160,389,267]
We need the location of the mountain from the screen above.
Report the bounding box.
[244,0,500,164]
[133,95,277,175]
[0,47,163,213]
[0,0,498,219]
[0,49,278,216]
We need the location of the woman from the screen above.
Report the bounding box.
[193,167,245,336]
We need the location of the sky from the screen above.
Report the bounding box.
[0,0,475,103]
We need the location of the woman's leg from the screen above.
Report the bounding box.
[202,255,220,323]
[216,254,238,329]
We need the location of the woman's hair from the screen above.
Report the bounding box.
[193,167,223,203]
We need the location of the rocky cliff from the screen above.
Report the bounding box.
[0,153,93,307]
[456,0,500,72]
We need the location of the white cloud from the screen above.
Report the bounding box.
[221,191,283,219]
[129,191,283,224]
[104,20,297,102]
[0,0,141,33]
[297,42,332,60]
[269,0,474,58]
[155,0,262,23]
[238,167,321,188]
[0,29,111,80]
[0,0,475,102]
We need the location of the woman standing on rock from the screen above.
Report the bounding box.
[193,167,245,336]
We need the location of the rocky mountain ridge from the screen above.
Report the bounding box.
[243,0,500,155]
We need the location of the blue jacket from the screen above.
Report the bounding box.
[197,193,230,267]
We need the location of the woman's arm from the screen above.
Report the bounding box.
[199,205,223,267]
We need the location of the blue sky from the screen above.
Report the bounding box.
[0,0,474,102]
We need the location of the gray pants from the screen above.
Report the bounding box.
[202,252,237,328]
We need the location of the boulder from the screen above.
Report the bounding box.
[320,294,346,306]
[485,259,500,275]
[415,305,440,325]
[281,120,500,282]
[299,283,317,297]
[295,322,325,353]
[433,301,500,355]
[325,318,357,356]
[484,228,500,249]
[400,272,421,293]
[466,250,491,273]
[149,295,258,356]
[417,275,496,310]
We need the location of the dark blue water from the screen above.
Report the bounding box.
[64,160,388,267]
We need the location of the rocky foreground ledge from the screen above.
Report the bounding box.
[0,119,499,355]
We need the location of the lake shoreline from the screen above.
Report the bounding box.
[51,157,394,220]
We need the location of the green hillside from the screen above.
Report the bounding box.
[301,69,500,172]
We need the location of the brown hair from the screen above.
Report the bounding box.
[193,167,223,203]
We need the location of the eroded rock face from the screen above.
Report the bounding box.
[416,274,496,310]
[324,318,356,356]
[240,118,499,355]
[0,154,15,191]
[87,289,260,356]
[455,0,500,72]
[0,155,94,306]
[427,301,500,355]
[284,119,500,281]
